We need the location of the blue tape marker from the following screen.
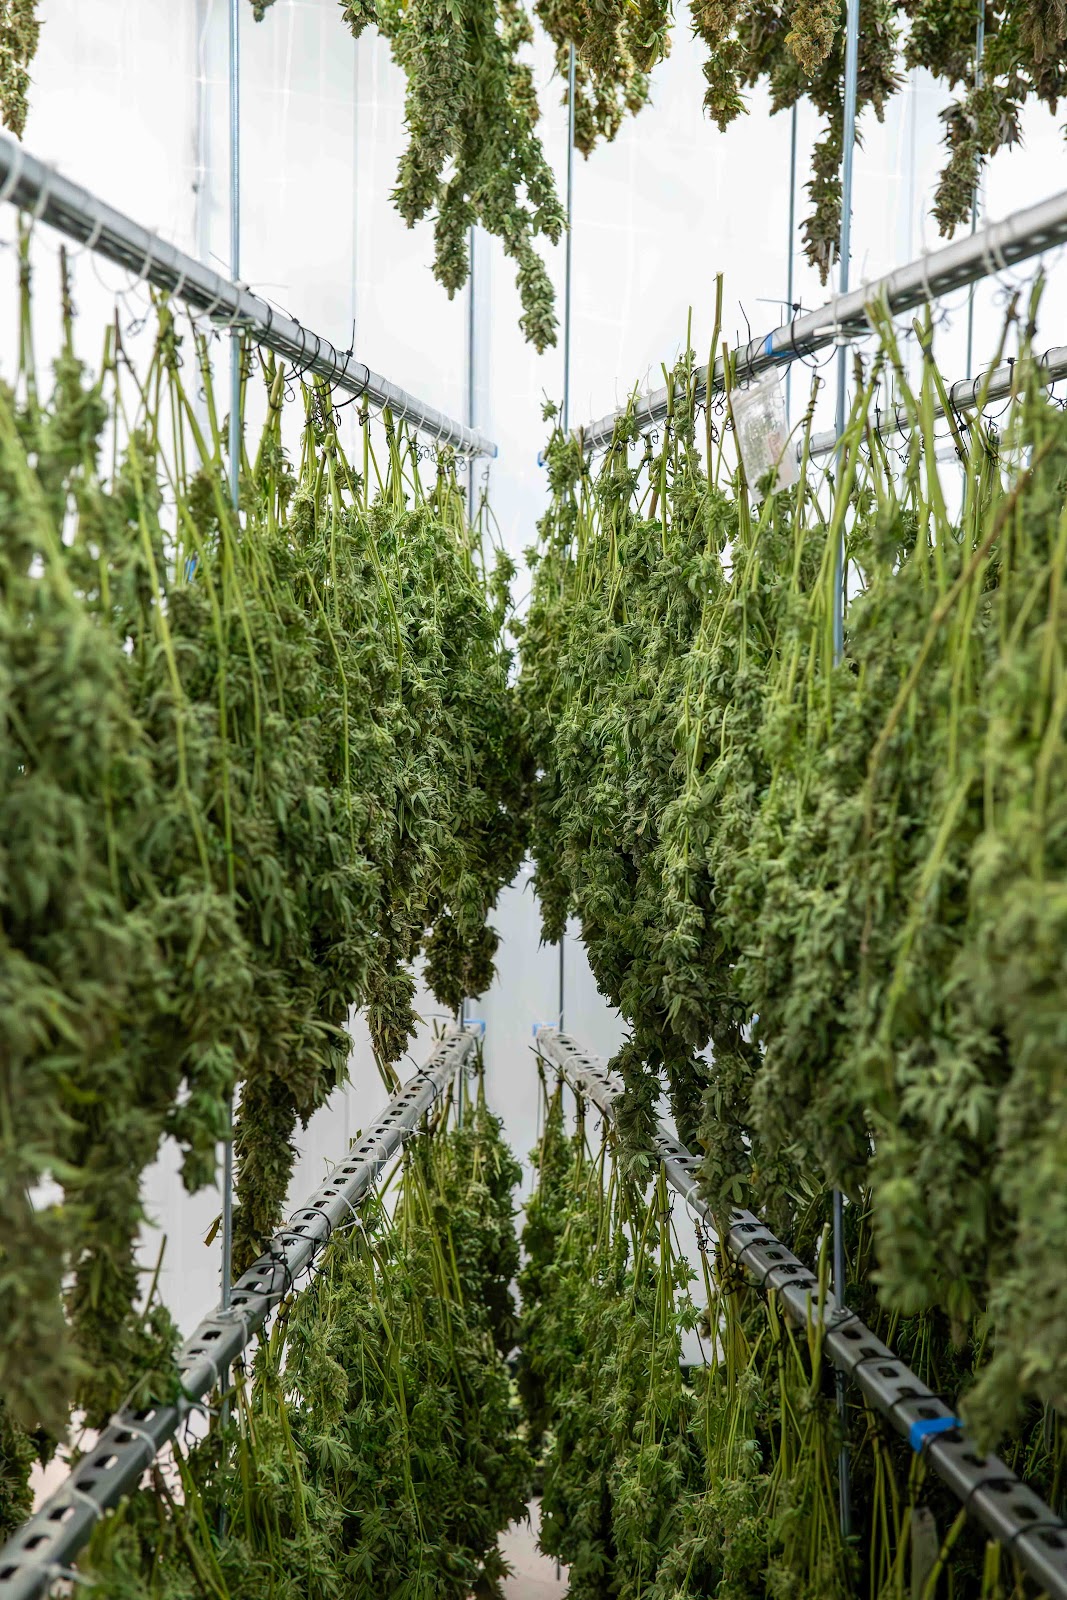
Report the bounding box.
[465,1017,486,1038]
[909,1415,961,1451]
[531,1020,553,1037]
[763,333,790,362]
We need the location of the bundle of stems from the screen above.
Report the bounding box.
[519,284,1067,1468]
[78,1063,532,1599]
[521,1068,1050,1598]
[0,237,526,1527]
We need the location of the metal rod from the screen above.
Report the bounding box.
[556,40,577,1032]
[562,42,576,434]
[467,223,478,515]
[0,1027,479,1600]
[533,1028,1067,1600]
[785,103,798,424]
[964,0,986,380]
[220,0,240,1323]
[0,133,497,459]
[571,184,1067,452]
[830,0,860,1538]
[806,341,1067,458]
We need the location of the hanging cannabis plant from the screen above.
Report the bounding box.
[522,1059,1067,1598]
[78,1070,533,1599]
[521,293,1067,1450]
[0,238,526,1525]
[0,0,38,136]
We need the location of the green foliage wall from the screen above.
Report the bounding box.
[520,293,1067,1450]
[0,244,525,1527]
[520,1070,1066,1598]
[79,1079,532,1600]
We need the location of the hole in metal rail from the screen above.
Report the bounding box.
[1014,1505,1038,1520]
[1039,1531,1066,1549]
[1,1566,17,1580]
[877,1366,898,1378]
[842,1328,862,1340]
[859,1345,881,1357]
[48,1507,76,1524]
[23,1535,48,1551]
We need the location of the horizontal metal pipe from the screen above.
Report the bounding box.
[0,1027,478,1600]
[534,1027,1067,1600]
[575,187,1067,453]
[0,134,496,459]
[807,342,1067,459]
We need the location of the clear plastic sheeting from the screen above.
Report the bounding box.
[732,371,797,494]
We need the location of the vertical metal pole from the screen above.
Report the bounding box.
[562,43,576,435]
[467,224,477,521]
[831,0,860,1545]
[221,0,240,1316]
[785,103,798,423]
[461,225,476,1109]
[964,1,985,380]
[558,41,576,1037]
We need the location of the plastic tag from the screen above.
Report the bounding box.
[732,372,797,496]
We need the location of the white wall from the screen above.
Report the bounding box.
[7,0,1067,1336]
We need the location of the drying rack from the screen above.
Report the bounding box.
[570,189,1067,458]
[0,134,497,461]
[535,1026,1067,1600]
[0,1028,480,1600]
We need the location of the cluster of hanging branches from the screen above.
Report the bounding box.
[537,0,1064,279]
[519,1066,1066,1598]
[519,285,1067,1454]
[0,238,526,1532]
[75,1070,530,1600]
[4,0,1063,342]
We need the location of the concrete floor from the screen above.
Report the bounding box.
[500,1505,568,1598]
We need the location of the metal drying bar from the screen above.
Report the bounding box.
[806,341,1067,459]
[574,187,1067,454]
[0,1026,479,1600]
[533,1027,1067,1600]
[0,134,497,460]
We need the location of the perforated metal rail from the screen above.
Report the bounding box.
[0,134,497,460]
[573,187,1067,454]
[0,1026,478,1600]
[534,1027,1067,1599]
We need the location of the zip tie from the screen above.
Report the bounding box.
[29,161,56,222]
[65,1485,103,1522]
[132,231,155,291]
[43,1562,97,1588]
[109,1414,158,1467]
[212,1302,255,1344]
[199,278,231,322]
[1006,1518,1067,1552]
